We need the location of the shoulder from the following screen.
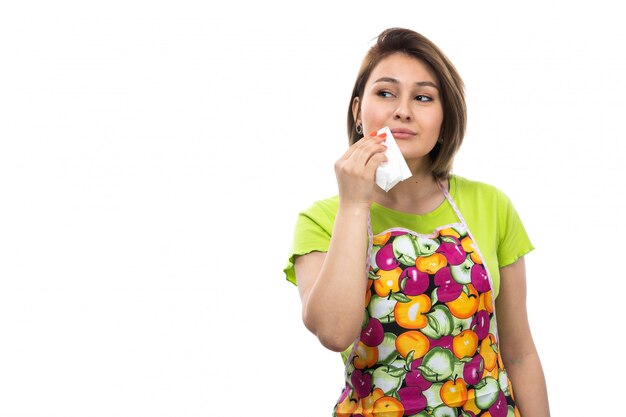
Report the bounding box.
[296,195,340,235]
[452,175,520,227]
[302,195,339,217]
[452,174,510,204]
[300,195,340,222]
[453,174,505,196]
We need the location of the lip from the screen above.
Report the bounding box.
[389,128,417,139]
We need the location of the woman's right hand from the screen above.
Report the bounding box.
[334,131,388,209]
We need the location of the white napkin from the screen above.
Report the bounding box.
[375,126,412,192]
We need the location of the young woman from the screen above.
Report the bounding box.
[284,28,550,417]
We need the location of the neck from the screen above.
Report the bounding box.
[372,159,448,214]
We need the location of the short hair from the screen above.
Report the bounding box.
[347,28,466,179]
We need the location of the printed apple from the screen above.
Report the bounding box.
[372,396,404,417]
[394,294,431,329]
[471,309,490,340]
[373,231,392,246]
[434,267,463,302]
[440,377,468,408]
[393,234,439,262]
[498,369,511,396]
[376,332,399,365]
[350,369,372,399]
[399,266,429,296]
[436,235,466,265]
[450,256,474,284]
[473,376,500,409]
[405,357,433,390]
[361,317,384,347]
[452,315,473,334]
[418,347,455,382]
[334,390,358,417]
[392,234,420,266]
[463,355,484,385]
[432,404,457,417]
[422,382,444,409]
[489,391,508,417]
[429,335,453,351]
[397,386,427,415]
[471,263,491,293]
[416,236,440,256]
[358,387,384,417]
[368,294,397,323]
[376,243,400,271]
[371,365,404,395]
[370,245,381,271]
[421,305,454,339]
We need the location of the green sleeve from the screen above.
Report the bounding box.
[496,189,534,267]
[283,198,338,285]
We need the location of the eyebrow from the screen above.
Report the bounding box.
[373,77,439,90]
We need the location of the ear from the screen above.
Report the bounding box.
[351,96,361,125]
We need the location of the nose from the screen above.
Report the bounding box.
[393,100,412,121]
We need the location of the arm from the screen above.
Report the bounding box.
[496,257,550,416]
[294,204,370,352]
[293,132,388,352]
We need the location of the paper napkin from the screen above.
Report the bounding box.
[375,126,412,192]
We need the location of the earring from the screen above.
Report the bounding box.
[356,124,363,135]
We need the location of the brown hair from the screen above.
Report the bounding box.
[347,28,466,179]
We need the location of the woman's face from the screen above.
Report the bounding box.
[353,52,444,163]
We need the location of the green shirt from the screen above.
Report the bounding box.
[283,174,533,298]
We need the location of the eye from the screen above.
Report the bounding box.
[376,90,394,98]
[415,95,432,102]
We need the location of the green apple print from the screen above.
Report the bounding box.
[376,332,399,365]
[432,404,457,417]
[368,294,396,323]
[452,315,473,335]
[450,255,474,285]
[498,369,511,396]
[416,236,439,256]
[422,382,443,409]
[392,234,421,266]
[369,245,381,271]
[393,234,440,266]
[418,347,454,382]
[474,376,501,409]
[421,305,454,339]
[372,365,404,395]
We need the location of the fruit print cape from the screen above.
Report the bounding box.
[333,180,521,417]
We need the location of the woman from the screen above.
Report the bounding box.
[284,28,550,417]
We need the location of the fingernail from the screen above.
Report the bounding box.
[369,131,377,137]
[379,133,387,139]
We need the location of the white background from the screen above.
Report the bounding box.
[1,1,624,416]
